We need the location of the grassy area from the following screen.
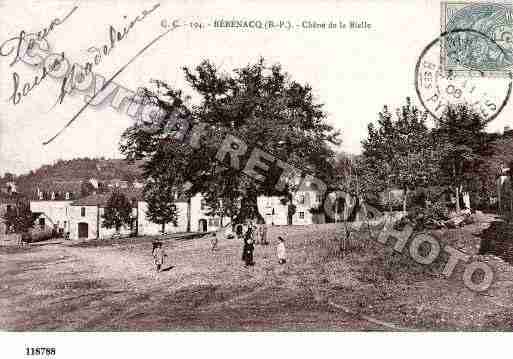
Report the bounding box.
[1,218,513,330]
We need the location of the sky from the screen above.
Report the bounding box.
[1,0,512,175]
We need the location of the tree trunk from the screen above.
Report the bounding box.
[239,192,263,224]
[453,162,460,213]
[388,189,392,214]
[455,186,461,213]
[402,188,408,214]
[186,197,191,232]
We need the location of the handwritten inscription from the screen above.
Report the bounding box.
[4,3,162,108]
[0,6,77,66]
[57,3,161,104]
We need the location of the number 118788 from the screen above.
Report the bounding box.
[26,347,56,356]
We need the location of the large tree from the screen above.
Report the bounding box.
[434,104,491,212]
[120,59,340,222]
[102,190,133,234]
[144,178,179,234]
[361,98,439,212]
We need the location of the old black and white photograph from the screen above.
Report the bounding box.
[1,0,513,357]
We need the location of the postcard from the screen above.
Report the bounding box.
[1,0,513,358]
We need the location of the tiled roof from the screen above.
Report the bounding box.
[37,180,83,193]
[71,188,144,207]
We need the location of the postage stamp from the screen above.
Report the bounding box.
[441,2,513,77]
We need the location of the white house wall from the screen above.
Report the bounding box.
[97,207,133,239]
[69,205,98,240]
[190,194,230,232]
[137,201,189,235]
[292,190,324,225]
[30,201,73,231]
[257,191,325,226]
[257,196,288,225]
[30,191,327,240]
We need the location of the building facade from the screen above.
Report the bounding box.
[30,200,73,235]
[256,184,325,226]
[189,194,231,232]
[29,184,327,240]
[68,192,139,240]
[137,200,189,236]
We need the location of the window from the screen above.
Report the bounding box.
[299,212,305,219]
[316,193,322,203]
[81,207,86,217]
[200,199,208,211]
[65,192,70,200]
[298,194,305,204]
[208,218,220,227]
[39,218,45,229]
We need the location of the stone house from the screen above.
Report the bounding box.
[68,191,141,240]
[189,194,231,232]
[137,197,189,236]
[256,181,325,226]
[29,180,328,240]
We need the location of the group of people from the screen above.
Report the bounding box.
[237,221,286,267]
[151,221,287,272]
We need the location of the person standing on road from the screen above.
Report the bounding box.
[243,225,255,266]
[277,236,286,264]
[152,241,159,256]
[211,227,224,251]
[153,242,167,272]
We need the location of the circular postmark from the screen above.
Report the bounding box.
[415,29,512,124]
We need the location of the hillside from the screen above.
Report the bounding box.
[2,158,145,197]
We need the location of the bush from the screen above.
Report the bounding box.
[395,201,449,230]
[424,201,450,221]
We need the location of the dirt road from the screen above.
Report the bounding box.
[0,233,383,331]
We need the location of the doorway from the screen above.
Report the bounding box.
[199,219,207,232]
[78,222,89,238]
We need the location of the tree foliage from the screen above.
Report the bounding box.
[144,179,179,233]
[361,98,439,211]
[102,190,133,232]
[433,104,491,211]
[120,59,340,222]
[3,198,36,233]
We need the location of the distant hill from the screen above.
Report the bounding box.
[2,158,145,197]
